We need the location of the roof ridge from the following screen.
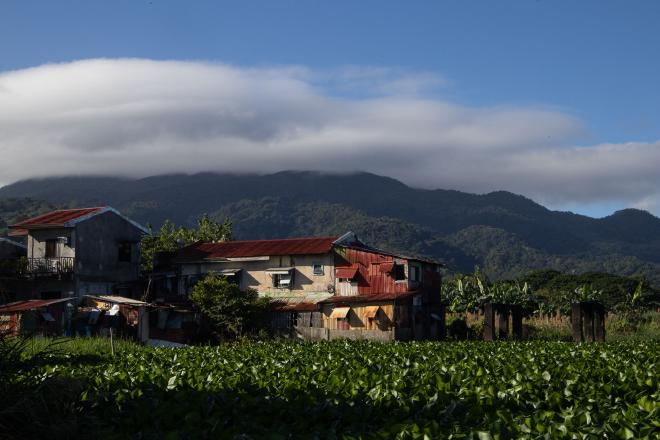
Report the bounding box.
[10,206,109,228]
[200,235,340,245]
[51,206,108,211]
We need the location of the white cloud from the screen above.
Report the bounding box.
[0,58,658,216]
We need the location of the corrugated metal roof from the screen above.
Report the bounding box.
[0,237,26,248]
[10,207,148,234]
[336,265,359,279]
[270,301,319,312]
[329,307,351,318]
[177,236,339,261]
[0,298,71,313]
[10,207,107,229]
[85,295,147,305]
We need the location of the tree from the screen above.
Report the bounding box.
[141,214,231,272]
[189,273,262,339]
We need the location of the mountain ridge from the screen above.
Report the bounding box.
[1,171,659,285]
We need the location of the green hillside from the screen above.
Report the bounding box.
[1,172,659,285]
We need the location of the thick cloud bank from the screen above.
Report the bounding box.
[0,59,658,215]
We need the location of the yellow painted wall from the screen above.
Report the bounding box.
[179,253,335,298]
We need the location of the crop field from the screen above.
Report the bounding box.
[11,340,660,439]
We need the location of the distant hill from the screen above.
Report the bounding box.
[1,171,659,285]
[0,198,55,236]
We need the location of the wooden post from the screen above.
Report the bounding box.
[436,305,446,340]
[110,327,115,356]
[594,303,606,342]
[497,305,509,339]
[583,303,594,342]
[571,303,583,342]
[483,303,495,341]
[511,305,523,339]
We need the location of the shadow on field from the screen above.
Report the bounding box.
[88,383,489,439]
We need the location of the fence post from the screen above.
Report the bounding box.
[594,303,606,342]
[497,304,509,339]
[110,327,116,356]
[583,303,594,342]
[439,304,446,340]
[483,303,495,340]
[571,303,583,342]
[511,305,523,339]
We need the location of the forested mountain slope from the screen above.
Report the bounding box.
[2,172,659,284]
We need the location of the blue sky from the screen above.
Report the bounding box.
[1,1,659,217]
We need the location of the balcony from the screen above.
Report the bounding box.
[0,257,76,278]
[26,257,75,276]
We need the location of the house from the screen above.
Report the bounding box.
[154,232,444,341]
[0,238,27,301]
[79,295,149,341]
[0,237,26,260]
[5,207,147,301]
[0,297,72,336]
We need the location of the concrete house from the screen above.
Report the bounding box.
[5,207,147,301]
[0,237,28,302]
[153,232,444,341]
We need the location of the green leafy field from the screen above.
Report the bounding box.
[21,340,660,439]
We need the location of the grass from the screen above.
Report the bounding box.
[21,335,142,359]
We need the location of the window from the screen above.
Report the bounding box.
[267,268,294,288]
[336,317,349,330]
[273,273,293,288]
[118,242,132,262]
[312,263,324,276]
[393,263,406,281]
[45,240,58,258]
[409,265,421,282]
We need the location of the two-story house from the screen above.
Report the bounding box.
[155,232,444,341]
[0,238,27,301]
[7,207,147,301]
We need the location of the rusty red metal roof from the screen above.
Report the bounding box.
[320,291,417,304]
[10,207,107,229]
[335,265,359,279]
[270,301,319,312]
[0,298,70,313]
[177,236,339,260]
[7,228,28,237]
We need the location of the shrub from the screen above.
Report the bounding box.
[189,273,262,339]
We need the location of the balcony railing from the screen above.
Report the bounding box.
[0,257,75,277]
[26,257,75,275]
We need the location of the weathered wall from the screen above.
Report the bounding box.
[74,211,143,284]
[179,253,335,298]
[295,327,397,341]
[334,247,408,296]
[27,228,75,259]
